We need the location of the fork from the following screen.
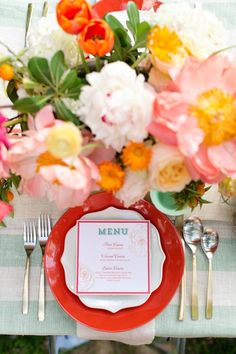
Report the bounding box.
[22,222,36,315]
[38,214,51,321]
[24,3,33,47]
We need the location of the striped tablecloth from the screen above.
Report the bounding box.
[0,188,235,337]
[0,0,236,339]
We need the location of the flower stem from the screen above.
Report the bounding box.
[4,116,28,128]
[78,46,89,74]
[0,40,25,66]
[95,56,102,72]
[131,52,147,69]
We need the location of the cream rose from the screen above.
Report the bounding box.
[149,143,191,192]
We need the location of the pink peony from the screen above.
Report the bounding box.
[8,106,100,208]
[0,200,13,222]
[148,55,236,183]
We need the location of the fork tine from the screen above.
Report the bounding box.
[32,223,36,245]
[38,215,41,238]
[47,215,51,235]
[24,223,26,243]
[30,222,33,243]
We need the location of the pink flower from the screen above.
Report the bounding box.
[0,113,10,149]
[8,106,99,208]
[142,0,161,10]
[0,113,10,178]
[148,55,236,183]
[0,200,13,222]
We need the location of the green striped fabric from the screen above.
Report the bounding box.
[0,0,236,340]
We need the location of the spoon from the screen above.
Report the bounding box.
[183,216,203,320]
[201,228,219,319]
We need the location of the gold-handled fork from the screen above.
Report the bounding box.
[42,1,49,17]
[22,222,36,315]
[24,3,33,47]
[38,214,51,321]
[175,215,185,321]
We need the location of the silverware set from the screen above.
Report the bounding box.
[22,215,51,321]
[178,216,219,321]
[25,2,49,47]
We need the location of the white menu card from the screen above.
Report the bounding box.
[76,220,150,295]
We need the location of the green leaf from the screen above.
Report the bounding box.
[11,174,21,189]
[105,14,127,32]
[60,70,79,91]
[105,14,131,49]
[28,57,53,86]
[13,96,51,113]
[116,28,132,48]
[127,1,140,37]
[6,80,18,103]
[50,51,66,86]
[133,21,151,49]
[53,98,80,125]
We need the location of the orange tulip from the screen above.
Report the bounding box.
[56,0,93,35]
[78,19,114,57]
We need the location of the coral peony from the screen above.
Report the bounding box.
[0,200,13,222]
[149,55,236,183]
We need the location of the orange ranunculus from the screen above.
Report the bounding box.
[78,19,114,57]
[56,0,93,35]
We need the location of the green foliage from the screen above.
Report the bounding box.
[105,1,150,64]
[0,174,21,203]
[173,180,211,211]
[0,336,47,354]
[13,51,83,124]
[6,80,18,103]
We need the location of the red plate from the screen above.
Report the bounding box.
[45,192,184,332]
[92,0,143,18]
[92,0,162,18]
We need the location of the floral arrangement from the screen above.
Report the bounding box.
[0,0,235,224]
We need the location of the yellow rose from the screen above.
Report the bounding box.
[46,122,83,158]
[149,143,191,192]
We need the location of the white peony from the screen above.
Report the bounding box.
[145,2,228,59]
[116,170,149,207]
[77,62,155,151]
[24,15,80,67]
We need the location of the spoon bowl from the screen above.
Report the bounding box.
[183,216,203,320]
[183,216,203,253]
[201,227,219,319]
[201,228,219,259]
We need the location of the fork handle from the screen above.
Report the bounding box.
[22,256,30,314]
[192,253,199,320]
[38,257,45,321]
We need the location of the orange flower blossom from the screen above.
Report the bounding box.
[121,142,152,171]
[56,0,93,35]
[78,19,114,57]
[98,161,125,192]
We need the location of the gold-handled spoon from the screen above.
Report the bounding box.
[201,228,219,319]
[183,216,203,320]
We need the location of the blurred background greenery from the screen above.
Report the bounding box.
[1,336,236,354]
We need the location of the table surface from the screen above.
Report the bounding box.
[0,0,236,338]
